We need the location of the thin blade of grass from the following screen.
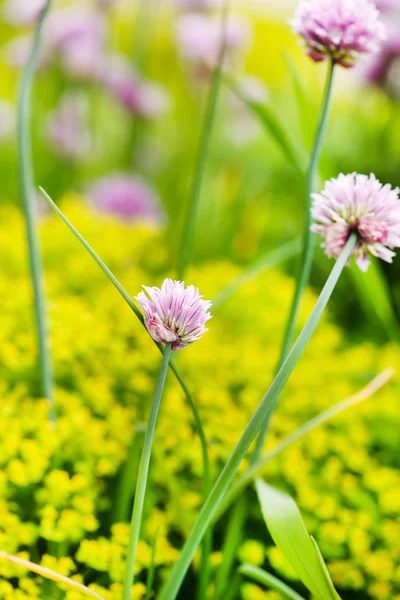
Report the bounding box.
[224,74,306,172]
[214,367,394,521]
[0,552,104,600]
[282,51,315,150]
[239,565,306,600]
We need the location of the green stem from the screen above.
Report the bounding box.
[113,424,146,524]
[159,233,357,600]
[177,0,231,280]
[213,367,394,522]
[239,565,306,600]
[18,0,55,420]
[253,59,335,459]
[39,189,212,599]
[122,343,172,600]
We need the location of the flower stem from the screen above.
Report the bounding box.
[17,0,55,420]
[253,59,335,459]
[159,233,357,600]
[122,343,172,600]
[177,0,231,280]
[40,188,212,600]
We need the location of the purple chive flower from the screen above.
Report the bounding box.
[176,14,250,72]
[101,54,170,118]
[311,173,400,271]
[46,93,90,161]
[47,6,106,80]
[88,174,165,224]
[136,279,212,350]
[3,34,51,70]
[2,0,45,26]
[228,75,269,146]
[175,0,216,11]
[363,17,400,95]
[291,0,386,68]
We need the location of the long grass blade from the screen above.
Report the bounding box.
[214,367,394,521]
[239,565,306,600]
[0,552,104,600]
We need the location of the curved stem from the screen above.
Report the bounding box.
[239,565,306,600]
[122,344,172,600]
[253,59,335,459]
[160,234,357,600]
[39,188,212,587]
[18,1,55,419]
[177,0,231,280]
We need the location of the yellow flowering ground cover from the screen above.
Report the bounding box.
[0,203,399,599]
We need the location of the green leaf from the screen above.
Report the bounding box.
[255,480,342,600]
[223,74,306,172]
[350,258,399,340]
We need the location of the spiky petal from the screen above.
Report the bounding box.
[311,173,400,271]
[136,279,212,350]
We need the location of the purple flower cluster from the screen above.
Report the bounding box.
[88,174,165,225]
[46,93,90,161]
[291,0,386,68]
[136,279,212,350]
[312,173,400,271]
[176,14,250,73]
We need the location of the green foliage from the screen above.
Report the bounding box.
[0,204,399,599]
[255,480,340,600]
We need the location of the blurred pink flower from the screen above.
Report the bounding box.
[136,279,212,349]
[47,6,106,80]
[0,100,15,143]
[374,0,397,11]
[176,14,250,72]
[2,0,45,26]
[101,54,170,118]
[88,174,165,223]
[228,75,269,146]
[363,14,400,95]
[95,0,119,9]
[3,34,51,70]
[46,93,90,161]
[312,173,400,271]
[175,0,217,11]
[291,0,386,68]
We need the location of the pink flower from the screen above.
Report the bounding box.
[2,0,45,26]
[176,14,250,72]
[136,279,212,350]
[47,6,106,80]
[311,173,400,271]
[46,92,90,161]
[291,0,386,68]
[101,54,170,118]
[88,174,165,224]
[363,14,400,96]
